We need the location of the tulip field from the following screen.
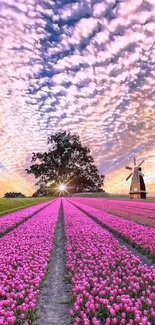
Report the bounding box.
[69,199,155,260]
[1,198,155,325]
[0,199,60,325]
[0,201,54,236]
[70,198,155,229]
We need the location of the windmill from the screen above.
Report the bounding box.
[125,157,147,199]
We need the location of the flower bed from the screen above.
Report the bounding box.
[69,200,155,260]
[71,198,155,228]
[0,200,53,236]
[63,199,155,325]
[73,198,155,210]
[0,199,61,325]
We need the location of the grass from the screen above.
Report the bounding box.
[0,197,54,217]
[101,196,155,203]
[72,192,155,202]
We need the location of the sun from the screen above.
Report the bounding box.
[59,184,66,192]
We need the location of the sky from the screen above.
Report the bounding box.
[0,0,155,197]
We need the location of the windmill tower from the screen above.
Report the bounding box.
[125,157,147,199]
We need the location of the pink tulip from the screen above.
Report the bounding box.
[63,199,155,325]
[0,199,61,324]
[70,199,155,256]
[0,201,53,235]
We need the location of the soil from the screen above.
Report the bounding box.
[35,202,71,325]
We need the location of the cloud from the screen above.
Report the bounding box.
[0,0,155,196]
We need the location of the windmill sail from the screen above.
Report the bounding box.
[138,159,145,167]
[134,157,136,166]
[125,166,132,170]
[126,173,133,181]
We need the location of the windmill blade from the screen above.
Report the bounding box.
[139,171,144,177]
[138,159,145,167]
[134,157,136,166]
[126,173,133,181]
[125,166,132,170]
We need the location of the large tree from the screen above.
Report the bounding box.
[26,132,104,194]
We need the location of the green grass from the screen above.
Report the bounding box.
[0,197,54,217]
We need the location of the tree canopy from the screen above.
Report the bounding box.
[26,132,104,194]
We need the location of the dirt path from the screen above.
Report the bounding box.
[35,203,70,325]
[68,200,154,268]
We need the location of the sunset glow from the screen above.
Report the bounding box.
[0,0,155,197]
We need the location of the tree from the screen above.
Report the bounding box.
[4,192,26,198]
[26,132,104,194]
[32,189,44,197]
[32,185,56,197]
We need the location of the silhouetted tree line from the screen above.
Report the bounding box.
[4,192,26,198]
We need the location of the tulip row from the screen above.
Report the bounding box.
[63,199,155,325]
[0,199,61,325]
[0,200,54,236]
[71,198,155,209]
[68,199,155,260]
[72,198,155,228]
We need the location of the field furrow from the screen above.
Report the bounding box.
[63,199,155,325]
[35,202,70,325]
